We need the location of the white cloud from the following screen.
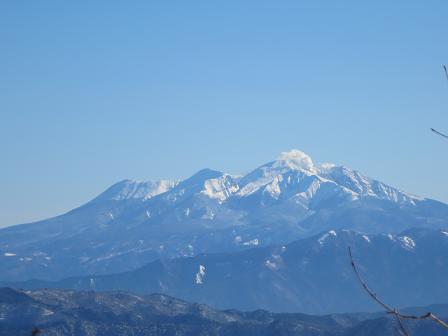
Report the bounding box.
[275,149,315,172]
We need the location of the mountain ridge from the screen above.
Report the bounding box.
[6,228,448,315]
[2,287,448,336]
[1,149,447,282]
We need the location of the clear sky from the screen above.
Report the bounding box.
[1,1,448,228]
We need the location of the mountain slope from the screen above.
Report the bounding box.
[2,288,448,336]
[9,228,448,315]
[1,149,448,281]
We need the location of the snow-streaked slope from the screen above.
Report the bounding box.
[11,229,448,315]
[236,149,420,205]
[91,179,178,202]
[0,149,447,282]
[84,150,422,208]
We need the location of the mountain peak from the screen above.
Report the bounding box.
[273,149,316,173]
[91,179,177,202]
[182,168,225,184]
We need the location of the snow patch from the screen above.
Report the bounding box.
[318,163,337,173]
[243,238,259,246]
[264,175,283,198]
[362,235,371,243]
[89,278,96,290]
[195,265,206,285]
[95,179,178,202]
[41,308,54,316]
[399,236,416,250]
[318,230,337,245]
[143,180,178,200]
[201,175,239,201]
[265,260,278,271]
[386,234,396,241]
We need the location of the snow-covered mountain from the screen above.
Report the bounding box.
[1,149,447,281]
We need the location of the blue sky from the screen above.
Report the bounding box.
[1,1,448,227]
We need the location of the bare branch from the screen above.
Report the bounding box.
[394,314,410,336]
[348,247,448,334]
[431,128,448,140]
[430,66,448,140]
[348,247,394,311]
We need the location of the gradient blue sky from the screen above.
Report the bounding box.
[1,1,448,227]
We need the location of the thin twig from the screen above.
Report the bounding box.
[430,66,448,140]
[431,128,448,140]
[348,247,448,334]
[394,313,410,336]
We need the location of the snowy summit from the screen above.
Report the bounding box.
[0,148,446,282]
